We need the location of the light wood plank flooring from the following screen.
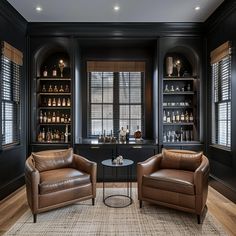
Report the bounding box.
[0,184,235,236]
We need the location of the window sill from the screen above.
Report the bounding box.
[210,144,231,152]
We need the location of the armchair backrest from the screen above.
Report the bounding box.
[31,148,73,172]
[160,149,203,172]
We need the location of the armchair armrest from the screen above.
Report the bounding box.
[25,156,40,213]
[194,155,210,195]
[137,154,163,199]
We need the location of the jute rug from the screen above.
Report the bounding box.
[4,188,227,236]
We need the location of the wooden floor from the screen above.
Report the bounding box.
[0,184,236,236]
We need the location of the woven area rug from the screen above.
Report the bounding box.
[4,188,227,236]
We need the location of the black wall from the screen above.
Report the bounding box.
[0,1,27,199]
[205,1,236,191]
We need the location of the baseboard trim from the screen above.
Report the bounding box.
[0,174,25,201]
[209,175,236,204]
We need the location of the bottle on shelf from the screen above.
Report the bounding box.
[64,114,68,123]
[134,125,142,140]
[61,113,65,123]
[42,128,45,141]
[164,84,169,92]
[67,98,71,106]
[38,131,43,142]
[47,112,52,123]
[56,112,60,123]
[42,85,46,92]
[52,112,56,123]
[54,85,58,92]
[43,112,47,123]
[52,65,57,77]
[126,125,130,141]
[166,111,171,123]
[180,127,184,142]
[176,110,180,122]
[43,97,47,106]
[43,66,48,77]
[46,128,52,142]
[65,85,70,93]
[59,85,64,92]
[61,132,65,142]
[52,98,56,106]
[187,84,191,91]
[48,85,53,92]
[62,98,66,106]
[119,127,126,142]
[163,110,167,123]
[39,110,43,123]
[180,111,185,122]
[170,85,174,92]
[57,97,61,106]
[47,98,52,106]
[189,112,194,122]
[171,111,175,123]
[185,111,189,122]
[163,131,167,142]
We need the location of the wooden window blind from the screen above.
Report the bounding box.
[87,61,145,137]
[211,41,231,149]
[1,41,23,147]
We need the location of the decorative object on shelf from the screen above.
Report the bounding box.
[59,85,64,92]
[52,65,57,77]
[166,57,173,77]
[43,66,48,77]
[170,85,174,92]
[187,84,191,91]
[59,59,65,78]
[164,84,169,92]
[65,84,70,93]
[48,85,53,92]
[53,85,58,92]
[175,59,181,77]
[112,155,124,165]
[134,125,142,140]
[119,127,126,142]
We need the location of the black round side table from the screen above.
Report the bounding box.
[101,159,134,208]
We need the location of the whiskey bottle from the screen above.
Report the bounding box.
[57,98,61,106]
[52,112,56,123]
[134,125,142,140]
[67,98,71,106]
[163,110,167,123]
[43,66,48,77]
[47,112,52,123]
[61,113,65,123]
[176,110,180,122]
[53,85,58,93]
[185,111,189,122]
[42,84,46,92]
[56,111,60,123]
[43,112,47,123]
[59,85,64,92]
[48,98,52,106]
[189,112,194,122]
[166,111,171,123]
[64,114,68,123]
[42,128,45,141]
[180,112,185,122]
[39,110,43,123]
[62,98,66,106]
[171,111,175,123]
[52,98,56,106]
[52,65,57,77]
[48,85,53,92]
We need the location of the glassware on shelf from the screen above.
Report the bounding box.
[43,66,48,77]
[189,112,194,122]
[52,98,56,106]
[43,112,47,123]
[48,98,52,106]
[175,60,181,77]
[54,85,58,92]
[175,131,181,142]
[163,110,167,122]
[42,85,46,92]
[59,60,65,78]
[170,85,174,92]
[164,84,169,92]
[187,83,191,91]
[52,112,56,123]
[52,65,57,77]
[166,131,171,142]
[62,98,66,106]
[59,85,64,92]
[175,85,180,92]
[56,112,60,123]
[65,85,70,93]
[67,98,71,106]
[48,85,53,92]
[166,57,173,77]
[39,110,43,123]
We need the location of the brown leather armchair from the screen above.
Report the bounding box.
[25,148,97,223]
[137,149,209,223]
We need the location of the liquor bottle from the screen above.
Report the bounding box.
[180,127,184,142]
[43,97,47,106]
[43,112,47,123]
[39,110,43,123]
[61,113,65,123]
[53,85,58,92]
[134,125,142,140]
[64,114,68,123]
[48,85,53,92]
[48,98,52,106]
[62,98,66,106]
[176,110,180,122]
[126,125,130,141]
[185,111,189,122]
[43,66,48,77]
[68,115,71,123]
[67,98,71,106]
[57,98,61,106]
[37,131,43,142]
[52,65,57,77]
[59,85,64,92]
[55,130,60,140]
[166,111,171,123]
[46,128,52,142]
[187,84,191,91]
[56,112,60,123]
[171,111,175,123]
[65,85,70,93]
[164,84,169,92]
[47,112,52,123]
[52,98,56,106]
[180,111,185,122]
[42,128,45,141]
[52,112,56,123]
[42,84,46,92]
[163,110,167,123]
[61,132,65,142]
[163,132,167,142]
[189,112,194,122]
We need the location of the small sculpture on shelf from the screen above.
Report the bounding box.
[59,59,65,78]
[166,57,173,77]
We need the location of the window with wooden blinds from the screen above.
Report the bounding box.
[211,41,231,149]
[87,61,145,137]
[0,41,23,147]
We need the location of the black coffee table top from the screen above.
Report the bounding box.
[101,159,134,167]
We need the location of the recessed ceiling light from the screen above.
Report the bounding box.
[36,6,42,12]
[113,5,120,11]
[195,6,200,11]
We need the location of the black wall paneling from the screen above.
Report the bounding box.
[205,0,236,191]
[0,0,27,200]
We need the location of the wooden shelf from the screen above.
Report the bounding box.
[39,123,71,126]
[163,106,193,109]
[38,93,71,95]
[39,107,71,109]
[163,77,195,81]
[163,91,194,95]
[163,141,201,145]
[37,77,71,81]
[163,122,194,126]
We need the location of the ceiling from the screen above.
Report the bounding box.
[7,0,224,23]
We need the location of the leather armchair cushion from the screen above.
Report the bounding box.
[161,149,202,171]
[39,168,90,194]
[143,169,195,195]
[32,148,73,172]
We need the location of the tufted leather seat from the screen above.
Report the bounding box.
[25,148,97,223]
[137,149,209,224]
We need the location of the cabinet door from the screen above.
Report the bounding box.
[117,145,158,180]
[74,144,116,182]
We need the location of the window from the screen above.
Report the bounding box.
[211,41,231,149]
[87,61,145,137]
[0,41,22,147]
